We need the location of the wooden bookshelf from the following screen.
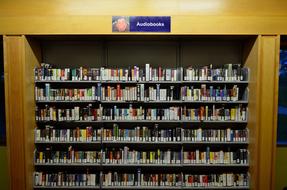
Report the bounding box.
[3,35,279,190]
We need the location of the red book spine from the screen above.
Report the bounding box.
[117,84,120,101]
[159,66,162,80]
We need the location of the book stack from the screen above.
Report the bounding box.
[183,148,248,164]
[102,171,182,187]
[184,173,249,187]
[35,126,101,142]
[103,124,181,142]
[181,85,240,101]
[100,84,176,102]
[182,105,247,121]
[182,128,248,142]
[184,64,248,81]
[35,85,101,101]
[35,64,181,82]
[36,105,101,121]
[35,64,101,81]
[34,172,99,187]
[35,147,102,164]
[103,147,181,164]
[102,106,181,121]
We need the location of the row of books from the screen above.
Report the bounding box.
[35,125,248,143]
[183,148,248,164]
[181,105,247,121]
[103,125,181,142]
[183,173,248,187]
[34,171,249,187]
[34,172,98,187]
[103,148,181,164]
[101,84,176,102]
[35,64,180,82]
[35,63,248,82]
[103,172,182,187]
[35,148,102,164]
[35,84,244,102]
[181,85,241,102]
[35,85,99,101]
[35,126,101,142]
[35,105,247,121]
[35,147,248,165]
[184,64,248,82]
[183,128,248,142]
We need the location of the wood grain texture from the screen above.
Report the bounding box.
[1,0,287,16]
[1,16,287,35]
[3,35,26,190]
[23,37,41,190]
[258,35,279,190]
[243,37,260,190]
[1,0,287,34]
[271,36,280,190]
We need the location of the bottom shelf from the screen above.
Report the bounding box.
[34,186,250,189]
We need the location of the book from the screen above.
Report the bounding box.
[34,171,99,187]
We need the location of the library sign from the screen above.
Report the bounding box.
[112,16,171,32]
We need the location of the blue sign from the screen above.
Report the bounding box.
[112,16,171,33]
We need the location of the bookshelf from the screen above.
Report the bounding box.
[33,60,250,189]
[2,35,267,190]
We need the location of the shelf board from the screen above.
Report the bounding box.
[35,80,101,83]
[103,120,181,123]
[182,187,249,190]
[34,186,100,189]
[181,81,249,84]
[35,100,248,104]
[36,120,247,124]
[101,81,182,84]
[181,120,248,124]
[182,164,249,167]
[36,100,97,103]
[34,163,101,166]
[102,141,182,145]
[35,141,248,145]
[102,163,182,167]
[35,141,101,144]
[181,101,248,104]
[102,186,181,190]
[33,186,249,190]
[182,141,249,145]
[101,100,183,104]
[35,80,249,85]
[34,163,248,167]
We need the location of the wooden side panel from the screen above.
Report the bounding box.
[3,35,26,190]
[243,37,260,190]
[258,35,279,190]
[23,37,41,190]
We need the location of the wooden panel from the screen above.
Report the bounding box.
[2,16,287,35]
[3,35,26,190]
[23,37,41,190]
[1,0,287,17]
[2,0,287,34]
[272,36,280,190]
[258,35,279,190]
[243,37,259,190]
